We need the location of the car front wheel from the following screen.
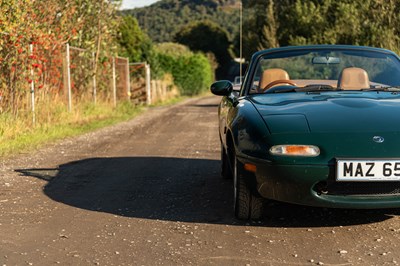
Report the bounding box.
[233,155,263,220]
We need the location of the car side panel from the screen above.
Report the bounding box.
[225,98,270,160]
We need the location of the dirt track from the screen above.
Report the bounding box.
[1,96,400,265]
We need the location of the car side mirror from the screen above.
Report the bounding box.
[210,80,233,96]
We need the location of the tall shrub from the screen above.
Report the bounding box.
[156,43,213,95]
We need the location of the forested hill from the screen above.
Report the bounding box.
[123,0,240,43]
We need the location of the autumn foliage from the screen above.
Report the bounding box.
[0,0,121,115]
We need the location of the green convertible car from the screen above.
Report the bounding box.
[211,45,400,220]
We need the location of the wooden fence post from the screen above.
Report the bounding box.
[145,63,151,105]
[112,57,117,107]
[66,43,72,112]
[29,44,36,125]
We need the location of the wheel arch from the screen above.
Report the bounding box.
[225,129,235,170]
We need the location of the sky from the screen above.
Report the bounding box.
[121,0,160,10]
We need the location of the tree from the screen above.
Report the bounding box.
[127,0,240,44]
[175,20,233,78]
[117,16,153,63]
[239,0,282,59]
[239,0,400,60]
[258,0,279,50]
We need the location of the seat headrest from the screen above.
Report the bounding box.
[337,67,370,90]
[259,68,289,89]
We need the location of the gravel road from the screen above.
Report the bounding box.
[0,96,400,265]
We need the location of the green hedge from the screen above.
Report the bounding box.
[155,43,213,96]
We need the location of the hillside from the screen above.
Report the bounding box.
[123,0,240,43]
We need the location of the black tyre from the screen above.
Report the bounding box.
[221,142,233,179]
[233,156,263,220]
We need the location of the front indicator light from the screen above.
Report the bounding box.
[244,163,257,173]
[269,145,320,157]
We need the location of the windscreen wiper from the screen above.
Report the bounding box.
[361,86,400,92]
[265,84,337,94]
[264,87,297,93]
[296,85,337,92]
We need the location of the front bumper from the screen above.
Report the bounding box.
[238,156,400,209]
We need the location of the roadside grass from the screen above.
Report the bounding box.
[149,95,187,107]
[0,89,213,158]
[0,100,146,157]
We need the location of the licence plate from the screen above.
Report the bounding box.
[336,159,400,181]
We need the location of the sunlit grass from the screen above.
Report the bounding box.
[149,95,187,107]
[0,100,145,157]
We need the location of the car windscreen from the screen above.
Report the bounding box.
[250,48,400,93]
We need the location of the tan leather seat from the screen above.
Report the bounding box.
[337,67,370,90]
[259,68,290,90]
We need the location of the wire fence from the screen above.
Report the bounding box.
[64,44,132,111]
[0,42,147,118]
[0,41,179,125]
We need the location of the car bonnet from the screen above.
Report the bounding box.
[250,92,400,134]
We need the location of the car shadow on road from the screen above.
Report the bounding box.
[16,156,399,227]
[188,104,220,108]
